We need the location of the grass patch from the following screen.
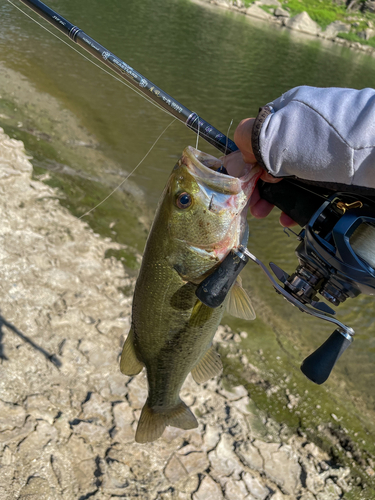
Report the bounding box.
[338,30,375,47]
[283,0,346,28]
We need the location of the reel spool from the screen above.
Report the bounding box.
[196,186,375,384]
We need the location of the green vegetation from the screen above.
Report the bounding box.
[338,30,375,46]
[247,0,375,44]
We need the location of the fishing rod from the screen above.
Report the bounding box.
[16,0,237,156]
[14,0,324,222]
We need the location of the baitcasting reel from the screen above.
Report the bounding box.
[196,181,375,384]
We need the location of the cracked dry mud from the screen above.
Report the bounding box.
[0,129,351,499]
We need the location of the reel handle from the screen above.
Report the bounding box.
[300,329,353,384]
[258,179,324,227]
[196,248,249,308]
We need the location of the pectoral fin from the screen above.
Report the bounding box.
[120,328,144,376]
[191,346,223,384]
[226,276,256,321]
[189,299,214,327]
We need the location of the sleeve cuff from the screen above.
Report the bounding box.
[251,105,273,171]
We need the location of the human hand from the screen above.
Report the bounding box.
[232,118,297,227]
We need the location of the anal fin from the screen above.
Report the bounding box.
[226,276,256,321]
[191,346,222,384]
[120,328,144,376]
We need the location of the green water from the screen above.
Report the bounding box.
[2,0,375,495]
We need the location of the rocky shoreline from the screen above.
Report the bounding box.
[0,129,357,499]
[196,0,375,55]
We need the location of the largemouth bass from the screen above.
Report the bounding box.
[120,147,260,443]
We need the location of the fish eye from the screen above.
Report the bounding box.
[176,192,192,209]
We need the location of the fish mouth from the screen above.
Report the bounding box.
[179,146,260,260]
[182,146,260,197]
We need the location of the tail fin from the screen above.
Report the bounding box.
[135,400,198,443]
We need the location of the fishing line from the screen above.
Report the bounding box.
[78,118,176,219]
[8,0,237,152]
[7,0,176,119]
[195,115,201,150]
[225,118,233,157]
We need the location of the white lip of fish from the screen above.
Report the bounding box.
[183,146,260,198]
[177,146,261,259]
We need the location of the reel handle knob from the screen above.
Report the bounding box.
[300,329,353,384]
[195,248,249,308]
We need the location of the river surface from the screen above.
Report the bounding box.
[2,0,375,494]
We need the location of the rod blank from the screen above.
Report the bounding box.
[17,0,238,154]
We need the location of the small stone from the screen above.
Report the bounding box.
[108,372,128,396]
[162,426,187,443]
[82,393,112,426]
[164,454,188,484]
[18,421,58,462]
[18,476,51,500]
[242,473,270,499]
[366,466,375,476]
[193,475,224,500]
[218,385,248,401]
[127,374,148,409]
[208,435,242,479]
[0,416,35,446]
[270,492,289,500]
[240,331,248,339]
[0,400,26,431]
[102,459,132,495]
[256,0,281,5]
[274,7,290,17]
[357,28,375,39]
[0,446,13,466]
[112,402,135,442]
[72,421,109,446]
[179,449,209,475]
[213,0,232,7]
[203,425,220,449]
[254,441,301,495]
[73,458,98,492]
[284,11,321,35]
[246,4,273,20]
[233,333,241,343]
[232,396,251,415]
[225,478,248,499]
[24,395,57,424]
[322,20,350,38]
[236,440,263,471]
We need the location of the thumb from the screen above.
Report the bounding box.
[234,118,256,164]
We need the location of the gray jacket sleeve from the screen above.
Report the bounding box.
[251,86,375,189]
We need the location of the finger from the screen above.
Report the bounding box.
[234,118,256,164]
[249,185,261,208]
[260,171,283,183]
[250,198,275,219]
[220,150,252,177]
[279,212,298,227]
